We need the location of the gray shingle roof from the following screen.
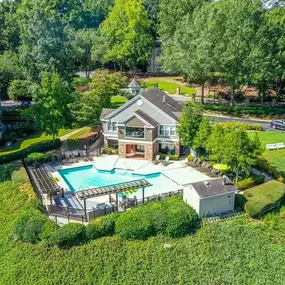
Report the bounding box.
[190,176,237,198]
[100,108,116,120]
[134,110,158,127]
[128,78,141,88]
[140,88,183,121]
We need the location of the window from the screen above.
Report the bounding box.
[159,125,176,136]
[159,143,176,154]
[126,127,145,138]
[107,121,117,132]
[107,121,112,131]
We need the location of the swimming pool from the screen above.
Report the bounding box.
[58,165,180,196]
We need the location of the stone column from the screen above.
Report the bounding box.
[119,142,127,158]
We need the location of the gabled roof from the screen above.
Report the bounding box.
[100,108,116,120]
[189,176,237,199]
[118,110,158,128]
[140,88,183,121]
[101,89,183,123]
[128,78,141,88]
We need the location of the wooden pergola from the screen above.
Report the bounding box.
[76,179,152,218]
[29,167,62,203]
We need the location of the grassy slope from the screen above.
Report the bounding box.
[111,95,127,108]
[0,129,75,156]
[67,127,91,151]
[249,131,285,174]
[2,181,285,284]
[142,80,196,96]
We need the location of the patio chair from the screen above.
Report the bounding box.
[162,156,170,166]
[153,155,160,165]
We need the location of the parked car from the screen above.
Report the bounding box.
[270,120,285,130]
[21,101,31,109]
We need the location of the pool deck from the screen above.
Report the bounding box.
[46,155,210,194]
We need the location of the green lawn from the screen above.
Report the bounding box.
[142,80,196,96]
[0,129,75,156]
[67,127,91,150]
[3,177,285,284]
[111,95,127,108]
[250,131,285,174]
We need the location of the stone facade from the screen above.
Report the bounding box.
[119,142,127,158]
[118,141,155,160]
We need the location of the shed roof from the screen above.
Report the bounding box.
[188,176,237,198]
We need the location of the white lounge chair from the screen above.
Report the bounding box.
[276,142,285,149]
[162,156,170,166]
[153,155,160,165]
[266,144,277,150]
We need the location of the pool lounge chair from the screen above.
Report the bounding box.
[153,155,160,165]
[162,156,170,166]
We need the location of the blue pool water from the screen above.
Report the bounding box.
[58,165,163,192]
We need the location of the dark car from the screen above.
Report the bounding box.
[270,120,285,130]
[20,101,31,109]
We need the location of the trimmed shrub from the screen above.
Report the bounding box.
[24,152,57,165]
[221,122,263,131]
[49,223,86,248]
[13,208,49,244]
[252,174,265,185]
[235,178,255,191]
[115,196,200,240]
[161,197,199,238]
[11,167,30,184]
[40,219,59,241]
[235,193,247,210]
[187,154,194,162]
[244,180,285,218]
[169,154,179,161]
[86,212,119,240]
[0,139,61,164]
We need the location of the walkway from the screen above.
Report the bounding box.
[59,127,89,152]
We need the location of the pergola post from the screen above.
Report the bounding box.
[50,194,53,205]
[84,199,87,221]
[116,193,118,206]
[61,187,64,198]
[142,187,145,203]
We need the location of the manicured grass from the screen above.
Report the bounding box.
[111,95,127,108]
[3,171,285,284]
[0,129,75,156]
[142,79,196,96]
[67,127,91,150]
[249,131,285,174]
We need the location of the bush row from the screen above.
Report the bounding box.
[220,122,263,131]
[24,152,57,165]
[102,147,119,155]
[0,139,61,165]
[235,174,265,191]
[14,196,200,248]
[204,104,285,117]
[158,153,180,161]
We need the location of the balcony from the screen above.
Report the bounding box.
[125,127,145,139]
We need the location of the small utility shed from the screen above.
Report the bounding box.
[183,176,237,217]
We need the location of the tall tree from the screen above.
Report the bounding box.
[72,29,98,78]
[193,117,212,156]
[167,3,217,103]
[178,102,203,148]
[32,72,75,140]
[214,0,263,106]
[101,0,153,70]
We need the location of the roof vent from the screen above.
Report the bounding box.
[222,175,227,185]
[204,181,210,186]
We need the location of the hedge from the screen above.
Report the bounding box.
[0,139,61,164]
[221,122,263,131]
[235,175,265,191]
[115,196,199,240]
[49,223,86,248]
[85,212,119,240]
[204,104,285,117]
[243,180,285,218]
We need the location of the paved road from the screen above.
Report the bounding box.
[205,114,272,130]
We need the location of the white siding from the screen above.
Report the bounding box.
[199,193,235,217]
[183,185,200,216]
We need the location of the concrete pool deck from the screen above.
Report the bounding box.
[45,155,211,208]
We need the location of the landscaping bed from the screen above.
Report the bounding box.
[243,180,285,218]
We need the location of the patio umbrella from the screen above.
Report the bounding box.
[213,164,230,171]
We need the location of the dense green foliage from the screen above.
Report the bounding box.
[115,196,199,240]
[244,180,285,217]
[0,138,61,164]
[4,178,285,284]
[235,175,265,191]
[49,223,86,248]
